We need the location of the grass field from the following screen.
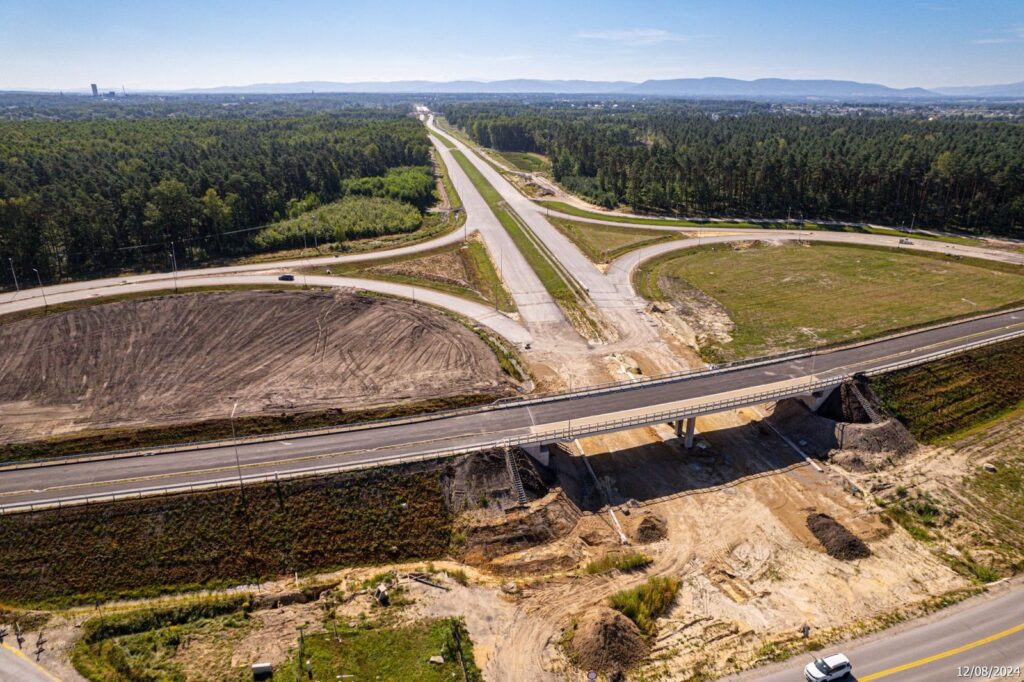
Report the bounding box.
[72,597,254,681]
[637,242,1024,361]
[497,150,550,173]
[276,618,482,682]
[300,238,515,313]
[549,217,681,263]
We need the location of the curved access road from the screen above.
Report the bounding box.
[0,643,60,682]
[726,578,1024,682]
[0,273,532,346]
[2,223,477,310]
[2,305,1022,512]
[606,228,1024,291]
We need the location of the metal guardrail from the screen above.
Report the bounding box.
[8,303,1023,474]
[5,324,1023,514]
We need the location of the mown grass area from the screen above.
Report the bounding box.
[0,464,452,607]
[449,149,600,337]
[72,597,253,682]
[537,201,986,247]
[550,217,680,263]
[608,576,680,637]
[0,392,498,464]
[538,200,759,228]
[497,151,550,174]
[637,242,1024,361]
[274,618,482,682]
[583,552,653,575]
[300,238,514,313]
[429,131,457,150]
[872,336,1024,443]
[432,146,463,212]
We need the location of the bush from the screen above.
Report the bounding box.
[584,552,653,575]
[607,576,681,636]
[81,596,250,644]
[253,195,422,251]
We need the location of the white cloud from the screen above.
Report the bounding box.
[973,25,1024,44]
[574,28,709,46]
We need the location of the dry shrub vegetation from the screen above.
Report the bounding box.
[872,335,1024,443]
[0,464,452,607]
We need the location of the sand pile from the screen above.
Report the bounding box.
[627,511,668,544]
[807,513,872,560]
[569,606,649,672]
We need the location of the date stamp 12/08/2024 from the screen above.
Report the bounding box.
[955,665,1022,678]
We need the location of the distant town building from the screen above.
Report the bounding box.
[90,83,98,97]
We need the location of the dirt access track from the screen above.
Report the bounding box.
[0,290,515,444]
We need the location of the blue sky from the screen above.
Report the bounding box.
[1,0,1022,90]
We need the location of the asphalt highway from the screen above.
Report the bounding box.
[726,578,1024,681]
[2,307,1021,510]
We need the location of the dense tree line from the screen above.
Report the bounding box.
[444,103,1024,235]
[0,106,430,285]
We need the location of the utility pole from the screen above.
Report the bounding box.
[7,257,18,295]
[230,401,245,498]
[170,242,179,293]
[32,269,47,311]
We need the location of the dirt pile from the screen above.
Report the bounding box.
[569,606,649,673]
[457,490,581,567]
[624,510,668,544]
[0,290,515,445]
[832,419,917,470]
[807,513,872,560]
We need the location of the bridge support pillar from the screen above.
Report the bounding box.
[801,384,839,412]
[684,417,696,449]
[674,420,683,438]
[522,443,549,467]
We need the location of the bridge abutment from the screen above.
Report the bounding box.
[521,443,550,467]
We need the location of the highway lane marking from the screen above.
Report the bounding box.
[0,426,537,498]
[1,642,62,681]
[823,321,1024,377]
[858,621,1024,681]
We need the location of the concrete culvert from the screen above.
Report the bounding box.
[569,606,649,673]
[806,513,872,560]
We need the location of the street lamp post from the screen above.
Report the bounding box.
[170,242,179,294]
[230,401,245,498]
[7,258,18,295]
[32,269,47,311]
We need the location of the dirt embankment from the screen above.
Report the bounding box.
[0,290,515,445]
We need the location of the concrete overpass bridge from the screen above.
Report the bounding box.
[2,306,1021,513]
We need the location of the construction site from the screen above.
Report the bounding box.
[2,107,1024,682]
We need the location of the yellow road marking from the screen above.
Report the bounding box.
[1,642,62,681]
[859,621,1024,681]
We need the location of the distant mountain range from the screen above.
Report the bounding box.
[179,76,1024,100]
[931,81,1024,97]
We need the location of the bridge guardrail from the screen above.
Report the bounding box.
[5,324,1022,514]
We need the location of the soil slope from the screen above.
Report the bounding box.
[0,290,513,443]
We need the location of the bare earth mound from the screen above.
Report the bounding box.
[570,606,649,673]
[0,290,513,443]
[807,513,872,560]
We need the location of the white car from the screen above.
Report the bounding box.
[804,653,852,681]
